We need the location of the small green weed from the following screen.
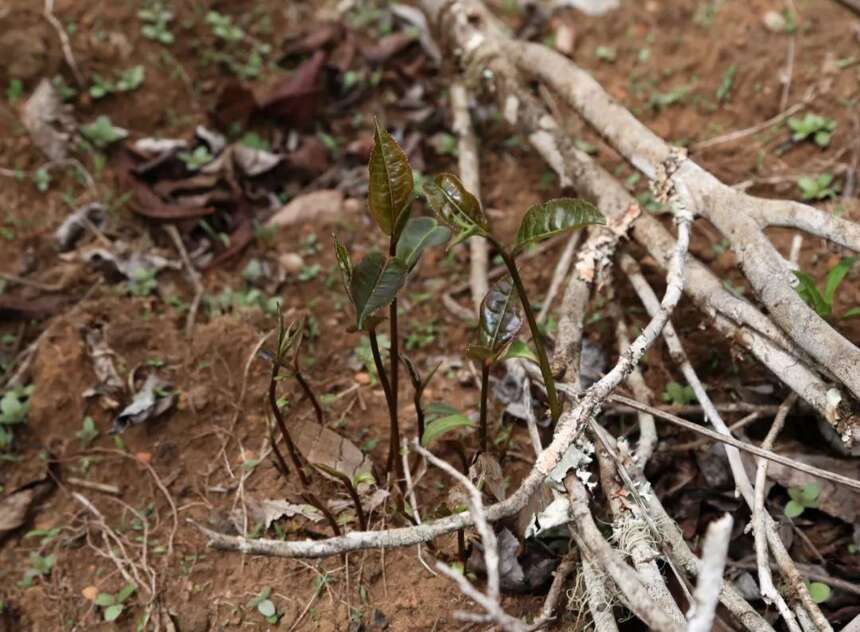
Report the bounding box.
[794,256,860,319]
[139,2,174,44]
[787,114,836,148]
[80,116,128,148]
[246,587,281,624]
[784,482,819,518]
[661,381,696,406]
[94,583,136,623]
[797,173,839,201]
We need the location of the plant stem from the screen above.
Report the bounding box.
[387,238,402,479]
[498,248,562,422]
[294,365,324,425]
[369,328,400,478]
[479,361,490,452]
[269,362,309,486]
[413,387,426,444]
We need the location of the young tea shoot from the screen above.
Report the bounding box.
[423,172,605,422]
[333,119,451,481]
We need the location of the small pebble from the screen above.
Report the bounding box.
[82,586,99,601]
[763,10,786,32]
[279,252,305,273]
[355,372,371,385]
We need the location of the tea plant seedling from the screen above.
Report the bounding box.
[333,120,452,478]
[94,583,136,622]
[794,256,860,319]
[661,381,696,406]
[797,173,839,201]
[784,482,820,518]
[467,278,523,451]
[423,172,605,422]
[787,113,836,148]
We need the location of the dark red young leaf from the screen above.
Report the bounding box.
[114,150,215,221]
[259,51,327,129]
[327,31,356,73]
[360,32,417,63]
[283,22,342,56]
[0,295,73,321]
[285,136,329,177]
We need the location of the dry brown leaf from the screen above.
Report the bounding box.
[292,422,372,483]
[267,189,346,228]
[22,79,75,161]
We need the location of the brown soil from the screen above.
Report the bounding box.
[1,0,859,630]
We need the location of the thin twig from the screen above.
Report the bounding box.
[686,514,733,632]
[754,394,800,631]
[609,394,860,492]
[43,0,84,86]
[163,224,204,338]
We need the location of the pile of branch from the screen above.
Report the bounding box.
[195,2,860,630]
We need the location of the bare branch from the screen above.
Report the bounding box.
[686,514,733,632]
[450,82,487,316]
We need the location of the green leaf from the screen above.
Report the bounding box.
[793,271,829,317]
[503,340,539,364]
[421,413,474,446]
[367,119,413,236]
[332,234,353,301]
[662,381,696,406]
[246,587,272,609]
[842,305,860,319]
[80,116,128,149]
[350,252,407,330]
[465,344,497,363]
[823,256,856,307]
[0,391,25,424]
[95,593,116,607]
[806,582,831,604]
[784,499,804,518]
[116,583,136,604]
[395,216,451,269]
[514,198,605,253]
[791,482,820,506]
[257,599,276,618]
[476,279,522,362]
[423,173,487,242]
[104,604,124,622]
[425,402,460,421]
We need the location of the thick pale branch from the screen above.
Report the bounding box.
[503,36,860,405]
